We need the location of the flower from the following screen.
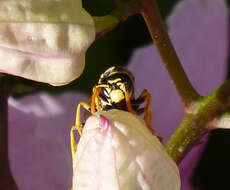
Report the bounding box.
[72,110,181,190]
[6,0,227,189]
[0,0,95,86]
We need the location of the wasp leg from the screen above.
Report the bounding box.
[124,87,136,114]
[131,98,145,112]
[71,102,90,161]
[137,89,155,134]
[91,86,101,113]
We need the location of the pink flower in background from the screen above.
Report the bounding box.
[8,93,88,190]
[7,0,228,189]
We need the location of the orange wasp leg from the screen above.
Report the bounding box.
[137,89,155,135]
[91,86,103,113]
[70,102,90,161]
[71,85,105,161]
[124,87,136,114]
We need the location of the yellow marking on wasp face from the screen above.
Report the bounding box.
[116,82,125,91]
[107,78,121,84]
[110,89,125,103]
[95,84,109,88]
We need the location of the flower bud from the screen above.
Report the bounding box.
[72,109,180,190]
[0,0,95,86]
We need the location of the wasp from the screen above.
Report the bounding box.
[70,66,153,159]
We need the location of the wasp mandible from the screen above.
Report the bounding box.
[70,66,153,159]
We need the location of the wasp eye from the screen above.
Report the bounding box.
[102,88,110,98]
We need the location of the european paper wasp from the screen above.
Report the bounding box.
[70,66,153,159]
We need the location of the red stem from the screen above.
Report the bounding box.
[138,0,200,108]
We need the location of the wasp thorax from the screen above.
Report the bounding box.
[110,89,125,103]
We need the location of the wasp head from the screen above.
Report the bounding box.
[96,66,135,110]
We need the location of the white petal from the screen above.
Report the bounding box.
[72,109,180,190]
[0,0,95,86]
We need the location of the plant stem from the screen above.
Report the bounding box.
[137,0,201,108]
[0,78,18,190]
[165,79,230,163]
[94,0,141,39]
[94,15,119,39]
[135,0,230,163]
